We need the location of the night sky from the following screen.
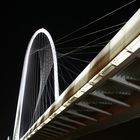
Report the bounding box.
[1,0,140,140]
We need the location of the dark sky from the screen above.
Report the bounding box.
[1,0,140,140]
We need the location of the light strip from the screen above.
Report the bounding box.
[80,83,93,92]
[99,63,115,76]
[74,91,85,98]
[112,35,140,66]
[55,106,66,114]
[126,35,140,52]
[89,74,103,85]
[111,49,131,66]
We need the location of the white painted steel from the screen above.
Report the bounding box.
[13,28,59,140]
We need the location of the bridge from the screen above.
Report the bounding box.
[13,9,140,140]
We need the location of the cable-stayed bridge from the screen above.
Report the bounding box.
[13,8,140,140]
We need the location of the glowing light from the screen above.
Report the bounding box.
[80,83,93,92]
[99,63,115,76]
[74,90,85,98]
[111,49,131,66]
[55,106,66,114]
[126,35,140,52]
[89,74,102,85]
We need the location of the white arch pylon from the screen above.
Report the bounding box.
[12,28,59,140]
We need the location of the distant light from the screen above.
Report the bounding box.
[7,136,10,140]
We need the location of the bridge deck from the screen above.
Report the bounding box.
[21,9,140,140]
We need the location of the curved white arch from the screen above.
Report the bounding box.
[12,28,59,140]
